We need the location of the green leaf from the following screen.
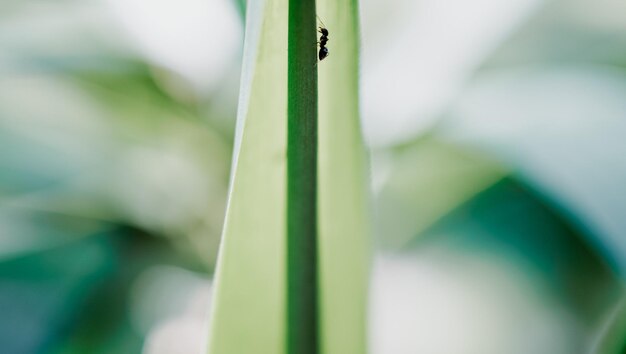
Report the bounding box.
[207,0,369,352]
[286,0,319,353]
[207,0,288,352]
[317,1,369,353]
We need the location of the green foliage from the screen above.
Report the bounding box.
[2,0,625,353]
[207,0,369,353]
[206,0,289,352]
[317,1,369,353]
[287,0,319,353]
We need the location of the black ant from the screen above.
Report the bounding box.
[317,16,329,61]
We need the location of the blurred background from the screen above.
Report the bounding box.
[1,0,625,353]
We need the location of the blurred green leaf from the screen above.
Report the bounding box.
[594,296,626,354]
[0,2,235,353]
[51,228,195,354]
[415,178,621,334]
[375,137,506,249]
[442,66,626,277]
[0,231,116,354]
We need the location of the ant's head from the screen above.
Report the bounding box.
[318,27,329,36]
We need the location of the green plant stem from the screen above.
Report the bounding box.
[287,0,319,353]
